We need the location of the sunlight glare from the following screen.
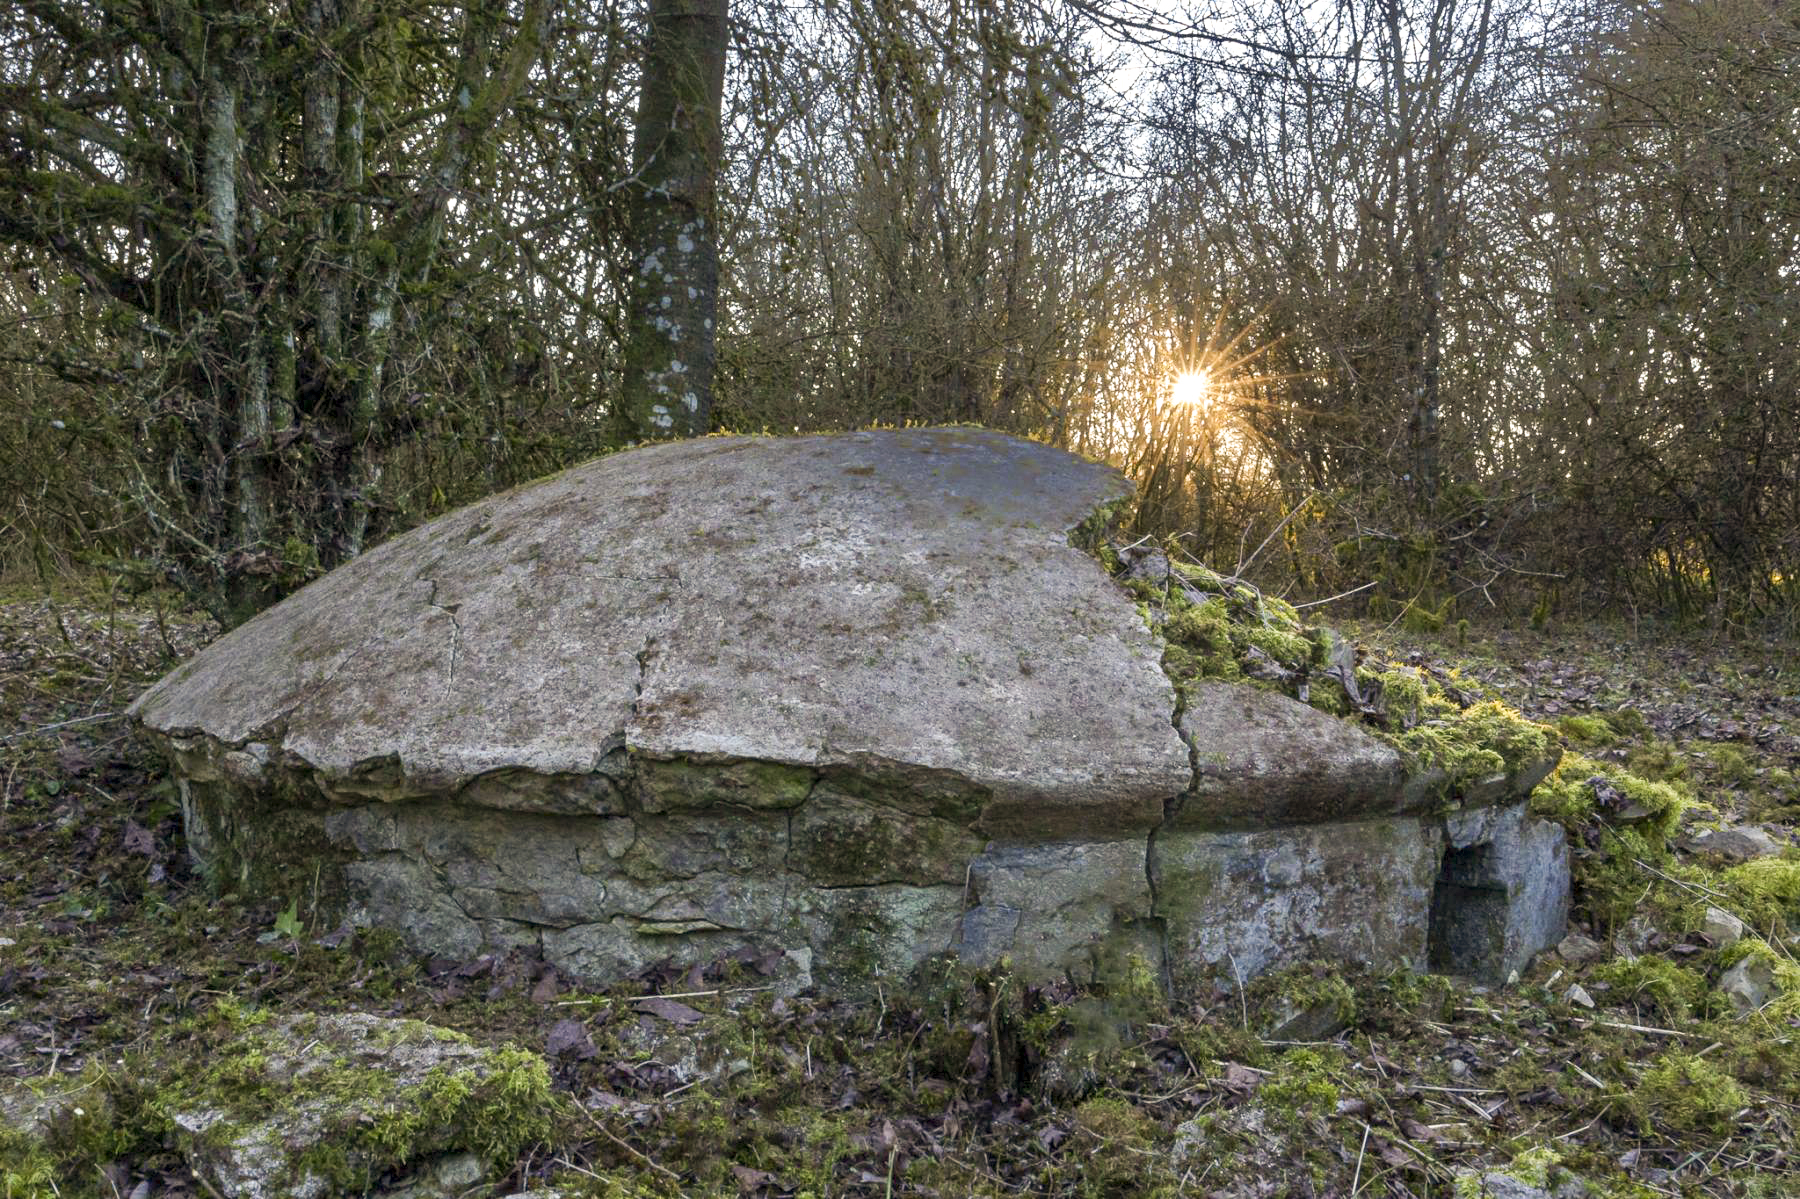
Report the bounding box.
[1169,368,1211,408]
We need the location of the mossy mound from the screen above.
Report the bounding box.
[0,1005,560,1199]
[1528,751,1696,932]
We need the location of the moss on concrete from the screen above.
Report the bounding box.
[1110,541,1556,804]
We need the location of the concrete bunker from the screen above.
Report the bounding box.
[131,429,1571,996]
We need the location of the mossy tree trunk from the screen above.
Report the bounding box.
[0,0,550,625]
[614,0,729,443]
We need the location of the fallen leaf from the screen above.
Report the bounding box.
[1400,1118,1444,1142]
[1220,1062,1263,1094]
[730,1163,778,1192]
[121,819,155,857]
[633,996,703,1025]
[546,1018,597,1059]
[530,967,563,1004]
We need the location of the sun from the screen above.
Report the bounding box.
[1169,368,1212,408]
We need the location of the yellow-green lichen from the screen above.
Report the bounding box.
[1594,956,1707,1020]
[145,1011,558,1193]
[1530,754,1689,840]
[1529,754,1694,930]
[0,1136,57,1199]
[1120,545,1558,809]
[1257,1047,1344,1117]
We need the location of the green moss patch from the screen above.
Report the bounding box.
[1528,752,1695,931]
[145,1007,559,1194]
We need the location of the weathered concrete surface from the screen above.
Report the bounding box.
[1154,815,1442,987]
[960,839,1158,975]
[132,429,1571,996]
[1433,803,1572,984]
[1175,683,1408,829]
[132,429,1189,833]
[1155,798,1569,988]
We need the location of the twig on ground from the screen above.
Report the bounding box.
[572,1095,688,1190]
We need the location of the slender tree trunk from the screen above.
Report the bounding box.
[615,0,728,442]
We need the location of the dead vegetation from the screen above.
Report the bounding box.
[2,582,1798,1198]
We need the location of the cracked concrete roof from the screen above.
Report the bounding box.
[132,429,1194,835]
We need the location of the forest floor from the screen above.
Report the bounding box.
[1,578,1797,1199]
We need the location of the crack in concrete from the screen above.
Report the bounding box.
[420,578,464,685]
[629,635,657,720]
[1145,684,1197,990]
[583,570,685,586]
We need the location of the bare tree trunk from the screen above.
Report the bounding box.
[615,0,728,442]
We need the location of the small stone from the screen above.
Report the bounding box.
[1564,983,1594,1009]
[1718,954,1777,1013]
[1453,1170,1552,1199]
[1614,914,1658,955]
[1556,932,1604,965]
[1682,825,1786,863]
[381,1152,486,1199]
[1700,906,1745,948]
[1449,1059,1470,1077]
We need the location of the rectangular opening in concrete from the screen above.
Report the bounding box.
[1428,842,1508,979]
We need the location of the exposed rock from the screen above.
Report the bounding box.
[1718,954,1777,1013]
[0,1013,552,1199]
[0,1076,102,1139]
[1681,825,1786,863]
[380,1153,485,1199]
[1614,914,1660,957]
[1701,906,1746,947]
[1565,983,1595,1009]
[1261,994,1352,1041]
[131,429,1570,997]
[961,838,1155,974]
[1556,932,1605,965]
[1155,815,1439,988]
[1116,542,1172,588]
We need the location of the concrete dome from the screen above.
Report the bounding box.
[133,429,1566,990]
